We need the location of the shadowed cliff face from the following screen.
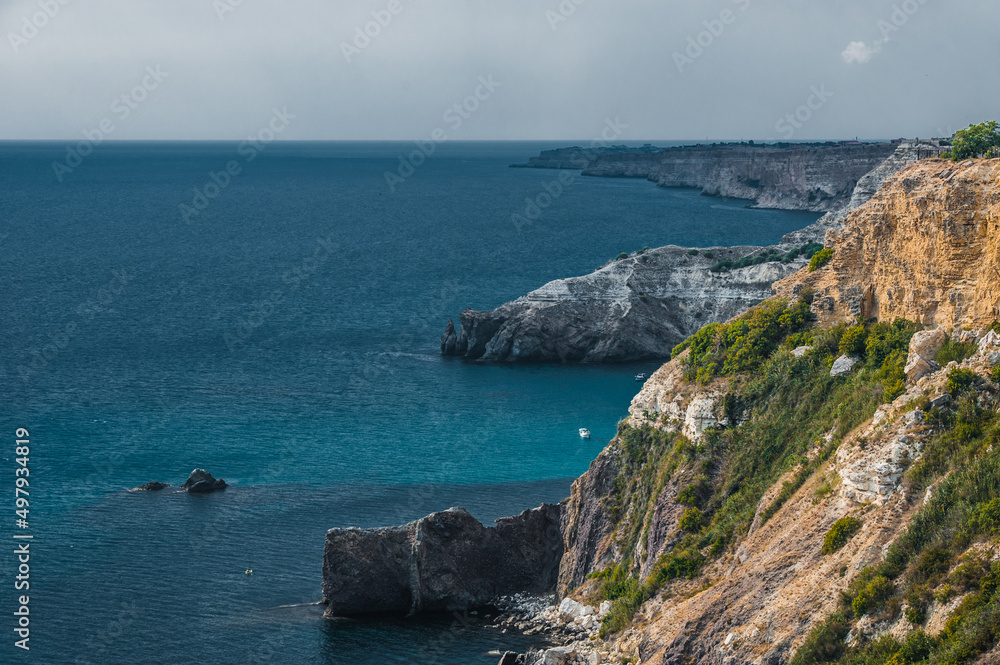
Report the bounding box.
[322,505,563,616]
[777,159,1000,329]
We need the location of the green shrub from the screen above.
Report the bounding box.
[950,121,1000,161]
[977,498,1000,533]
[946,367,979,396]
[677,477,708,507]
[991,366,1000,384]
[852,575,895,619]
[788,609,851,665]
[616,252,629,260]
[936,335,979,365]
[688,248,699,256]
[809,248,834,272]
[823,516,862,555]
[703,250,713,259]
[678,507,704,532]
[839,325,868,357]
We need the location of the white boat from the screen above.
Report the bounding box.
[579,428,591,439]
[635,373,647,382]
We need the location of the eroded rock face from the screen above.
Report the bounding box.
[323,505,563,616]
[776,159,1000,330]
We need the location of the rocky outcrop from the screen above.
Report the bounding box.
[322,505,563,616]
[181,469,227,493]
[776,159,1000,330]
[443,246,808,362]
[904,329,946,383]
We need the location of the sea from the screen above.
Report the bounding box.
[0,141,820,664]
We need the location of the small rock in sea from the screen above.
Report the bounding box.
[129,481,171,492]
[181,468,228,493]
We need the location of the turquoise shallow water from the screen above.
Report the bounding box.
[0,141,819,663]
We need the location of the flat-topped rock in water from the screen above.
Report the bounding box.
[323,505,563,616]
[181,469,228,493]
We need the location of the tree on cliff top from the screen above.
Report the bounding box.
[950,121,1000,161]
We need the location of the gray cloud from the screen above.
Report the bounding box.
[1,0,996,141]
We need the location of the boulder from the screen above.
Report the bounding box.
[129,481,170,492]
[791,345,813,358]
[558,597,586,620]
[904,329,946,383]
[830,354,859,377]
[498,652,525,665]
[323,505,563,616]
[181,469,228,493]
[979,330,1000,354]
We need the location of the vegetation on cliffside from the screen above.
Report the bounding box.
[791,369,1000,665]
[592,299,922,638]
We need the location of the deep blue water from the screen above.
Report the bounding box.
[0,141,819,664]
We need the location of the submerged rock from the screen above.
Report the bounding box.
[181,469,228,493]
[323,505,562,616]
[129,481,171,492]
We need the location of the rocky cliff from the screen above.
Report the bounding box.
[442,247,807,362]
[776,158,1000,328]
[322,505,562,616]
[331,157,1000,665]
[444,141,943,363]
[519,142,901,212]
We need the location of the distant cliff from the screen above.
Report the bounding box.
[445,141,944,363]
[517,141,902,213]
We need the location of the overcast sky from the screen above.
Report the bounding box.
[1,0,997,141]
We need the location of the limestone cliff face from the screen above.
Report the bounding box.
[443,247,806,363]
[776,159,1000,329]
[782,140,947,245]
[521,143,898,213]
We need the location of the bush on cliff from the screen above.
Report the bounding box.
[672,298,812,384]
[809,248,834,272]
[823,516,862,555]
[839,325,868,357]
[936,335,979,366]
